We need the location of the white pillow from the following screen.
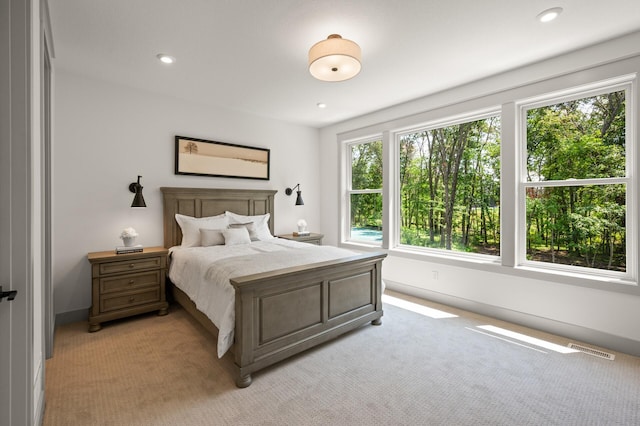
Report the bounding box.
[175,213,229,247]
[200,228,226,247]
[225,211,273,240]
[229,222,259,241]
[222,227,252,246]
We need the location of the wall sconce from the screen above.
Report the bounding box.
[128,175,146,207]
[285,183,304,206]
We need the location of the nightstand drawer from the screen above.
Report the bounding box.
[98,256,162,275]
[100,271,161,294]
[101,288,160,313]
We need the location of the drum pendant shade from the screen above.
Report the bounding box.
[308,34,361,82]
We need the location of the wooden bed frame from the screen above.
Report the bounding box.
[161,187,386,387]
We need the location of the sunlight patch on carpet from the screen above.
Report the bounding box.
[383,295,458,319]
[465,327,548,353]
[477,325,580,354]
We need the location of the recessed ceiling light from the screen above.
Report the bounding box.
[537,7,563,23]
[317,102,327,108]
[156,54,175,64]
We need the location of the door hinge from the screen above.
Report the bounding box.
[0,286,17,302]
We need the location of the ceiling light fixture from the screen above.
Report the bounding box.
[308,34,361,82]
[537,7,563,23]
[317,102,327,108]
[156,53,175,64]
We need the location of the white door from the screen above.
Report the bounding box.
[1,0,34,423]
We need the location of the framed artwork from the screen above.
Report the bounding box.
[175,136,270,180]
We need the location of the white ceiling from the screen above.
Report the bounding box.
[49,0,640,128]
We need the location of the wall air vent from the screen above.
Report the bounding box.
[568,343,615,360]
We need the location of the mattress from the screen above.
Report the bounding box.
[168,238,357,357]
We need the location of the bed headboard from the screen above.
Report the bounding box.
[160,187,277,248]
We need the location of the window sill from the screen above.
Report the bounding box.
[515,265,636,288]
[385,246,639,295]
[340,241,384,252]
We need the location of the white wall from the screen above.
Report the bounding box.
[53,71,319,316]
[319,32,640,355]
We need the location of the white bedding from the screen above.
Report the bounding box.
[168,238,358,358]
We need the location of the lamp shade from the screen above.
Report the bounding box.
[285,183,304,206]
[308,34,361,82]
[131,190,146,208]
[129,175,147,208]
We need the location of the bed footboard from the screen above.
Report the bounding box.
[230,252,386,388]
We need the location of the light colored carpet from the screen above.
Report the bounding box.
[43,291,640,425]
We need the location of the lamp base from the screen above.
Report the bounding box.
[121,236,137,247]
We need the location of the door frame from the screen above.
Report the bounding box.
[41,0,54,361]
[0,0,37,424]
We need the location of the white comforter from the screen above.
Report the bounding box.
[168,238,357,357]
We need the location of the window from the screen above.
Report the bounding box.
[397,114,501,256]
[347,139,383,244]
[339,68,637,289]
[521,86,630,275]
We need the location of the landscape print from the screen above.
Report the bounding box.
[175,136,270,180]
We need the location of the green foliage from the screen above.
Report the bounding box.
[525,91,626,271]
[350,90,627,272]
[397,116,501,254]
[526,92,626,182]
[350,141,383,232]
[351,141,382,189]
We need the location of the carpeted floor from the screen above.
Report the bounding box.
[43,291,640,425]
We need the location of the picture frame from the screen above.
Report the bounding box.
[175,136,270,180]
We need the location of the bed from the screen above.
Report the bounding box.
[161,187,386,387]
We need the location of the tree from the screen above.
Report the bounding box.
[350,141,383,230]
[184,141,198,154]
[525,90,626,271]
[398,116,500,254]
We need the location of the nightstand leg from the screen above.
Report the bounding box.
[157,307,168,316]
[88,322,101,332]
[236,374,252,388]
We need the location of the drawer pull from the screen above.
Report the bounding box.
[129,297,135,303]
[128,280,135,285]
[129,264,135,268]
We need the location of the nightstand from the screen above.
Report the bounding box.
[87,246,169,332]
[277,232,324,245]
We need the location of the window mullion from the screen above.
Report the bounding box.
[502,102,517,267]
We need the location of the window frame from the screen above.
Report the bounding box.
[516,78,635,282]
[343,136,384,246]
[393,108,502,260]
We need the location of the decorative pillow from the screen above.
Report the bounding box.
[200,228,226,247]
[222,227,252,246]
[229,222,259,241]
[225,211,273,240]
[175,213,229,247]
